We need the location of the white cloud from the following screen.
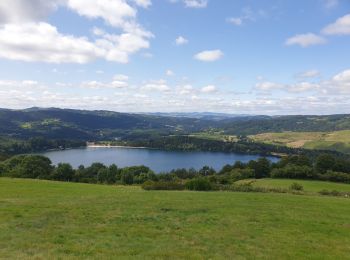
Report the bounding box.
[66,0,136,29]
[255,81,283,91]
[178,84,193,95]
[81,79,128,89]
[297,70,320,78]
[0,0,153,63]
[175,36,188,45]
[333,69,350,83]
[201,85,217,93]
[255,80,319,93]
[226,17,242,26]
[184,0,207,8]
[113,74,129,81]
[194,49,224,62]
[322,14,350,35]
[133,0,152,8]
[0,23,102,63]
[0,0,60,24]
[285,33,326,47]
[141,79,171,92]
[166,70,174,76]
[226,7,266,27]
[289,82,319,93]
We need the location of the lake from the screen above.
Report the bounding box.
[42,147,278,173]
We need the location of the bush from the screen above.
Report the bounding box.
[227,182,288,194]
[289,182,303,191]
[318,170,350,184]
[319,189,350,198]
[271,164,314,179]
[142,181,185,191]
[185,178,213,191]
[1,155,53,179]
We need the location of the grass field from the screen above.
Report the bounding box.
[1,178,350,259]
[249,130,350,154]
[237,178,350,194]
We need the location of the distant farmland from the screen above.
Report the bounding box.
[250,130,350,154]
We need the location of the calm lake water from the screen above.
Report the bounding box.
[42,147,278,173]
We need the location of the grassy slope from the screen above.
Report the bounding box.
[250,130,350,154]
[238,178,350,194]
[1,178,350,259]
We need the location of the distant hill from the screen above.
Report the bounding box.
[0,107,215,140]
[1,108,350,141]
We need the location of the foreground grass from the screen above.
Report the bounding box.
[1,178,350,259]
[237,178,350,194]
[249,130,350,154]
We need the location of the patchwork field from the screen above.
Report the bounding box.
[1,178,350,259]
[250,130,350,154]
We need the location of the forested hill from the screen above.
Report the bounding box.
[1,108,350,140]
[0,107,215,140]
[220,114,350,135]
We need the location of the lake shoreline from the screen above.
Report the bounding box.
[87,145,149,149]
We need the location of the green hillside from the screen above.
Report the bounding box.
[1,178,350,259]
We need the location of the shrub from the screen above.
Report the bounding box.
[185,178,213,191]
[142,181,185,191]
[227,182,288,194]
[271,164,314,179]
[318,170,350,184]
[289,182,303,191]
[319,189,350,198]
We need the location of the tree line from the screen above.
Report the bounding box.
[1,153,350,190]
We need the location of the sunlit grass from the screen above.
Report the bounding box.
[0,177,350,259]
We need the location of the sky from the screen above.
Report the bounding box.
[0,0,350,115]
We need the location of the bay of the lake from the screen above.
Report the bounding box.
[42,147,278,173]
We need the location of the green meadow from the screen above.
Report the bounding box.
[1,177,350,259]
[237,178,350,194]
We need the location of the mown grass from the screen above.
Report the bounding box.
[1,178,350,259]
[250,130,350,154]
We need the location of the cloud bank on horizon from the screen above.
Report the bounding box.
[0,0,349,115]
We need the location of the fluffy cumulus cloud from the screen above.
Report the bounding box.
[322,13,350,35]
[175,36,188,45]
[330,69,350,93]
[285,33,326,47]
[194,49,224,62]
[0,0,152,63]
[0,23,102,63]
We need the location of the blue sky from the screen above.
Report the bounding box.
[0,0,350,114]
